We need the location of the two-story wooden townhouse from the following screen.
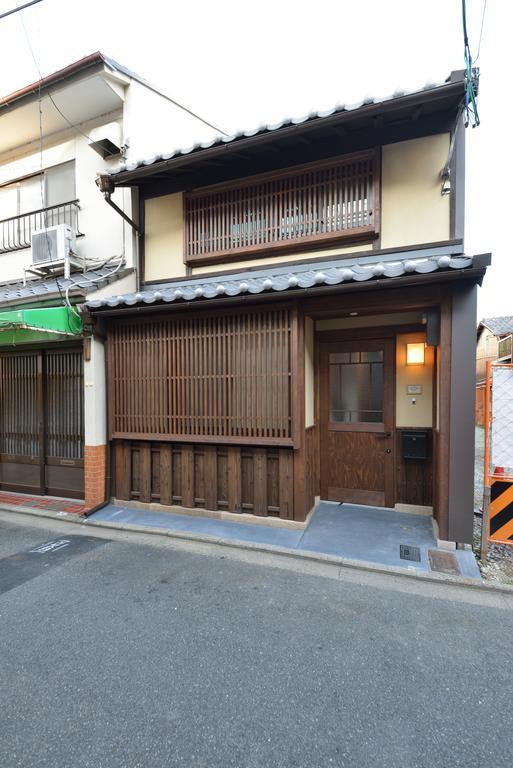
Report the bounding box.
[88,70,490,548]
[0,53,218,508]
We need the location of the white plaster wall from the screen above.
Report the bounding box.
[0,114,135,284]
[122,80,219,164]
[84,336,107,445]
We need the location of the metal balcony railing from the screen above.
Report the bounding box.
[0,200,82,253]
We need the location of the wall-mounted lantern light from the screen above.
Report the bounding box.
[406,342,425,365]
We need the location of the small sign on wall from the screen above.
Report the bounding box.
[407,384,423,395]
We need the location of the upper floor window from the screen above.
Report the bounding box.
[184,151,379,265]
[0,161,78,253]
[0,161,76,220]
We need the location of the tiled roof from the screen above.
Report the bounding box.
[480,317,513,336]
[87,246,472,311]
[0,266,132,307]
[108,74,464,179]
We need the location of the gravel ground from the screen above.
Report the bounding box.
[473,426,513,584]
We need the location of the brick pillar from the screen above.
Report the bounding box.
[84,444,107,510]
[83,336,108,511]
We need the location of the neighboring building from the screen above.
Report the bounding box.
[475,316,513,426]
[0,53,218,507]
[86,71,489,548]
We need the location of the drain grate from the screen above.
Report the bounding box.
[428,549,461,576]
[399,544,421,562]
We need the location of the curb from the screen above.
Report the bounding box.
[2,502,510,595]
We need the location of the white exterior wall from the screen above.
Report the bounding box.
[84,336,107,446]
[121,80,218,164]
[0,114,135,284]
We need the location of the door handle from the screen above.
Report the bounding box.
[376,431,392,438]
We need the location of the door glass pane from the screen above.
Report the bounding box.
[329,349,383,423]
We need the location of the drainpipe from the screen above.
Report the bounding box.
[96,174,140,233]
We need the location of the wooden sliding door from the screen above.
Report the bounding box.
[0,348,84,498]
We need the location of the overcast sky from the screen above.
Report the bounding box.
[0,0,507,319]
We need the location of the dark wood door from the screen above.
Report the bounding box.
[0,348,84,498]
[320,338,394,507]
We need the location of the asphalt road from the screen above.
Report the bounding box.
[1,512,513,768]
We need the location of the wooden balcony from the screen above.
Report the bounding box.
[185,151,379,265]
[0,199,82,253]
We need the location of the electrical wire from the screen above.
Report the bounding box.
[473,0,488,65]
[63,255,125,317]
[14,2,107,152]
[461,0,481,128]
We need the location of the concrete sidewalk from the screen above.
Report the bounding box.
[0,494,482,584]
[90,500,482,582]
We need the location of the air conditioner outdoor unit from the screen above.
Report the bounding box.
[31,224,75,270]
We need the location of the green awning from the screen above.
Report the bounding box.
[0,307,82,336]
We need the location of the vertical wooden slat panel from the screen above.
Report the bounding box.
[159,444,173,506]
[227,446,241,513]
[115,441,131,500]
[204,445,217,510]
[109,308,293,443]
[278,448,294,519]
[181,444,194,507]
[253,447,268,516]
[139,442,151,503]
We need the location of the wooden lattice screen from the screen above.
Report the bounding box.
[109,309,294,445]
[45,350,84,459]
[185,151,377,263]
[0,352,39,456]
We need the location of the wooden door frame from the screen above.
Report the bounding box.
[315,327,402,508]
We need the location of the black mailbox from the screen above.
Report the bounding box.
[401,430,428,460]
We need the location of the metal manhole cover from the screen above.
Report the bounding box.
[400,544,421,562]
[428,550,461,576]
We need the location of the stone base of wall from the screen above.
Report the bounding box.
[84,444,107,510]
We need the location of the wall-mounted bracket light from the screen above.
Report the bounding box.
[406,342,425,365]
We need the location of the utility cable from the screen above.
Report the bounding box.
[461,0,481,128]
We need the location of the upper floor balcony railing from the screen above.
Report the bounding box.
[184,151,379,265]
[0,200,82,254]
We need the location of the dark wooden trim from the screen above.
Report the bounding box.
[187,149,377,195]
[315,323,425,342]
[186,228,378,267]
[138,188,145,288]
[327,422,386,433]
[328,487,385,506]
[436,289,452,539]
[292,310,307,520]
[373,145,382,250]
[110,432,294,448]
[37,351,45,494]
[447,283,477,544]
[95,266,485,319]
[449,112,465,241]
